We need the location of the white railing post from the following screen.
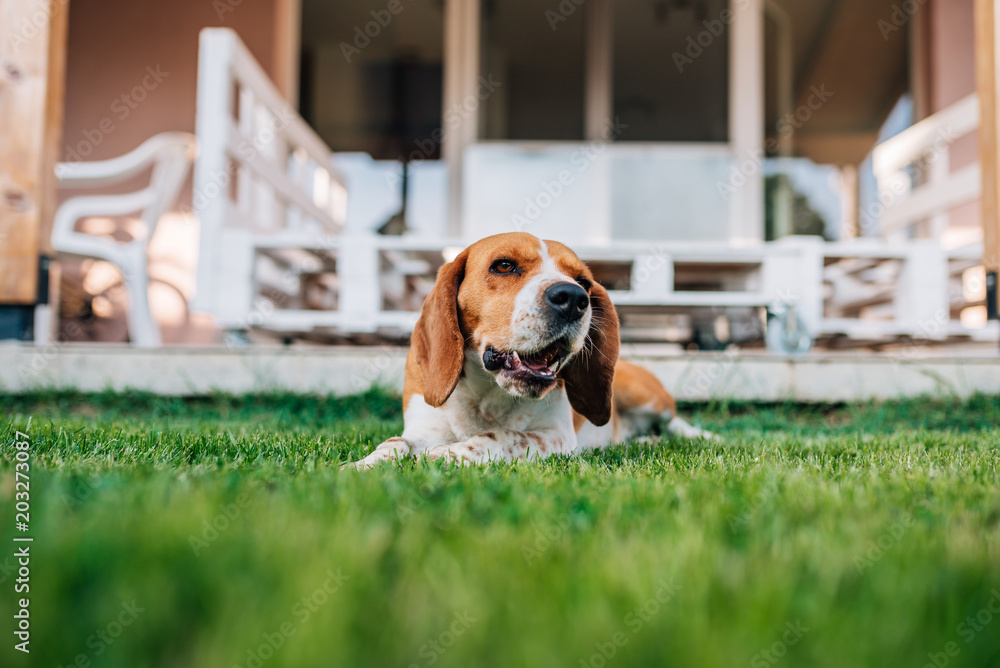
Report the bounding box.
[793,237,824,339]
[631,247,672,300]
[216,229,256,330]
[768,236,823,339]
[192,29,235,315]
[338,233,381,333]
[896,240,949,339]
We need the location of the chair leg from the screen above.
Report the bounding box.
[122,253,161,348]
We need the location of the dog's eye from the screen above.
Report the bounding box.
[576,277,593,291]
[490,259,519,275]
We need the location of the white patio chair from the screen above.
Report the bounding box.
[52,132,196,347]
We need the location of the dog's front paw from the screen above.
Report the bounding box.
[340,455,385,472]
[423,443,483,466]
[666,417,721,442]
[341,437,412,472]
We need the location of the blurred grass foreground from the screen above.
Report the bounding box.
[1,390,999,667]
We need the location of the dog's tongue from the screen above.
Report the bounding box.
[483,343,563,374]
[519,350,553,371]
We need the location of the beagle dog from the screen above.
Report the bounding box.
[348,232,714,469]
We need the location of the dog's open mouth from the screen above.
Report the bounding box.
[484,341,569,380]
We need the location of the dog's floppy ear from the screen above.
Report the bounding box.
[412,250,468,407]
[562,281,620,426]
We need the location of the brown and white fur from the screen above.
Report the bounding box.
[347,232,714,470]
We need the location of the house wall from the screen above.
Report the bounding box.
[928,0,975,113]
[57,0,287,344]
[62,0,281,165]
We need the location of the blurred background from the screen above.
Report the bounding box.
[1,0,999,363]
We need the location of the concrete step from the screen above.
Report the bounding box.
[3,344,999,402]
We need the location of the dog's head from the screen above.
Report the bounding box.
[412,232,620,425]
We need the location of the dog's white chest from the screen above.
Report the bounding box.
[400,355,576,452]
[442,359,559,439]
[447,386,540,437]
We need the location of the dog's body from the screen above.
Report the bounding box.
[350,233,712,469]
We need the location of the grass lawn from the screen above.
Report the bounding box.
[1,389,1000,668]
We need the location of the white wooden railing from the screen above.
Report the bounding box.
[189,29,995,349]
[830,93,996,343]
[873,94,980,241]
[192,28,347,329]
[192,29,463,337]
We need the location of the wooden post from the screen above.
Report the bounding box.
[0,0,68,328]
[729,0,765,243]
[975,0,1000,321]
[909,0,931,123]
[273,0,301,104]
[584,0,613,141]
[442,0,479,237]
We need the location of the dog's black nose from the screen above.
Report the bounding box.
[544,283,590,322]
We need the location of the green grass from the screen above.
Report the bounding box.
[1,389,999,668]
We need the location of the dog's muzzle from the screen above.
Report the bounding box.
[483,343,569,380]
